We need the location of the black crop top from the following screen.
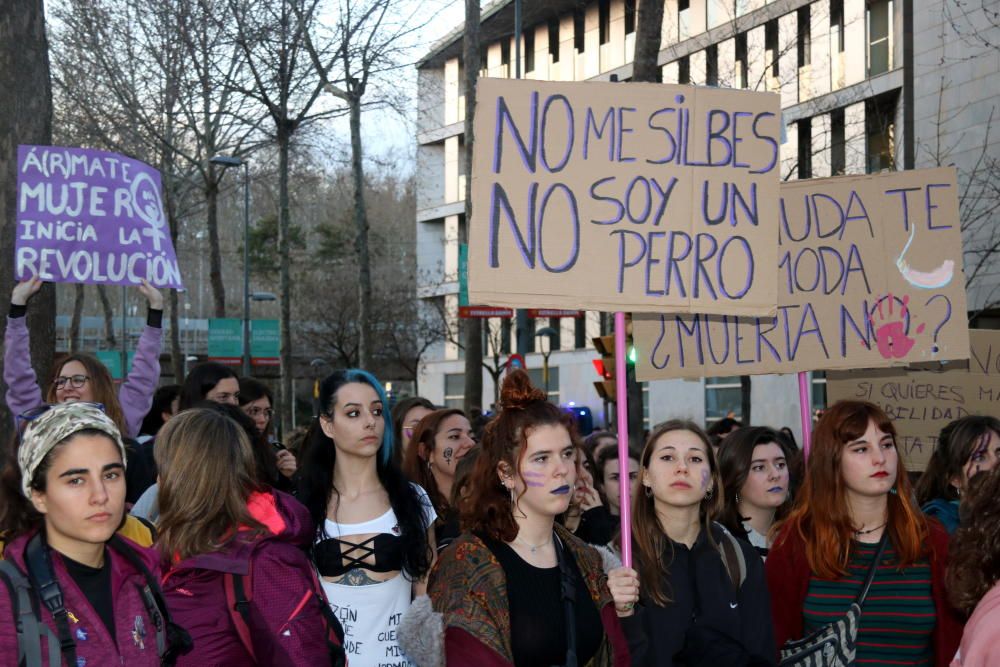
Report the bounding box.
[314,533,405,578]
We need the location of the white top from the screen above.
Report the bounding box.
[318,483,436,667]
[742,520,770,559]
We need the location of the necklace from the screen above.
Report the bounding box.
[853,522,887,536]
[513,533,553,553]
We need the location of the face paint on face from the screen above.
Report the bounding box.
[700,468,710,490]
[443,447,454,464]
[522,470,546,488]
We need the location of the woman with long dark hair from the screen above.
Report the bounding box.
[390,396,435,466]
[298,369,435,666]
[403,408,476,551]
[609,420,773,666]
[239,377,296,481]
[767,400,963,666]
[717,426,793,559]
[407,370,629,666]
[177,362,240,409]
[915,415,1000,533]
[947,466,1000,665]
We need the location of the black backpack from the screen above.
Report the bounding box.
[0,533,191,666]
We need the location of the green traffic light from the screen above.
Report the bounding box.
[628,345,637,364]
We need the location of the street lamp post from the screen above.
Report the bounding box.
[210,155,251,376]
[534,326,558,399]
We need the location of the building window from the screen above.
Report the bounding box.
[678,56,690,84]
[765,19,779,79]
[526,316,537,353]
[548,317,563,351]
[679,0,690,40]
[599,0,611,45]
[798,118,812,179]
[625,0,636,35]
[549,18,561,63]
[867,0,892,76]
[797,6,811,67]
[444,373,464,409]
[574,315,587,349]
[705,376,742,424]
[527,367,560,403]
[501,39,510,72]
[866,92,897,173]
[831,108,846,175]
[830,0,845,52]
[706,44,718,86]
[735,32,748,88]
[525,27,535,73]
[574,9,585,53]
[812,371,827,413]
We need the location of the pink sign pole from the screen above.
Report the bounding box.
[614,312,633,567]
[797,371,812,458]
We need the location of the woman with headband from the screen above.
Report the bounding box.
[0,402,188,666]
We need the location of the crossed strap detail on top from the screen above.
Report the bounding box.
[314,532,405,578]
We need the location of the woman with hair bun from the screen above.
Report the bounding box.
[947,466,1000,665]
[403,370,630,666]
[915,415,1000,533]
[767,400,962,666]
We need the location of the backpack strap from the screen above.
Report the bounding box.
[715,524,747,591]
[0,558,62,667]
[108,535,190,660]
[24,533,77,667]
[225,570,257,661]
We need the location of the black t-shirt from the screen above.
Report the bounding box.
[484,536,603,667]
[62,550,116,643]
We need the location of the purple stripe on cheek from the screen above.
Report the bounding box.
[524,480,545,488]
[701,468,710,489]
[522,471,545,478]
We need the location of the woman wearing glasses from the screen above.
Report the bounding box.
[239,377,296,487]
[5,276,164,440]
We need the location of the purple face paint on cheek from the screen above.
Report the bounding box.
[700,468,710,490]
[523,471,546,488]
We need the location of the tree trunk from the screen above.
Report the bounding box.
[70,283,85,352]
[349,96,373,369]
[97,284,117,348]
[740,375,752,426]
[462,0,483,414]
[278,124,293,436]
[633,0,664,82]
[206,176,226,318]
[0,0,55,436]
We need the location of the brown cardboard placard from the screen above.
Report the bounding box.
[827,331,1000,471]
[468,78,782,315]
[635,168,969,380]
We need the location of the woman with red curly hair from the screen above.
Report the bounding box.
[401,370,630,666]
[767,400,962,666]
[947,466,1000,665]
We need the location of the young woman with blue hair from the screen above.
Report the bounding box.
[298,369,436,666]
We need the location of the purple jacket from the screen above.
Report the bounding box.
[4,315,162,438]
[0,532,164,667]
[161,488,331,666]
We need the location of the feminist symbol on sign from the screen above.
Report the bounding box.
[131,172,167,252]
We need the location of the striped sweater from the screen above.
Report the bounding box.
[804,541,934,665]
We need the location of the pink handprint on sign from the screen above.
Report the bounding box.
[868,294,925,360]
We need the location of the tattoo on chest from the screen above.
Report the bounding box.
[340,567,380,587]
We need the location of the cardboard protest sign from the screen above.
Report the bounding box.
[15,145,183,289]
[827,330,1000,471]
[634,168,969,380]
[468,78,782,315]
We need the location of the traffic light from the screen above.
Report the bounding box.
[592,333,637,403]
[592,334,617,402]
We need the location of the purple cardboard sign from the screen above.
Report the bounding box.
[15,145,183,289]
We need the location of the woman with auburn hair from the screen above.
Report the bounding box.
[391,396,435,465]
[403,408,476,551]
[156,408,333,665]
[947,467,1000,665]
[717,426,794,560]
[608,420,774,666]
[915,415,1000,533]
[767,400,963,666]
[404,370,630,666]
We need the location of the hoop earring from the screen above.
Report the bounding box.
[704,488,714,501]
[735,492,741,504]
[509,486,527,519]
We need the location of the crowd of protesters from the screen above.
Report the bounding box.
[3,277,1000,666]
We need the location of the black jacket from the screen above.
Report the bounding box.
[620,522,776,666]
